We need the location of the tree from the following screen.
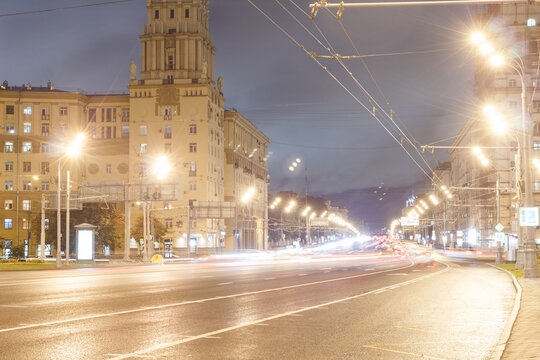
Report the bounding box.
[31,203,124,255]
[131,215,167,243]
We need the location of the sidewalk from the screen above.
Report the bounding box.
[501,277,540,359]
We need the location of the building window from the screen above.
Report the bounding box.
[167,75,174,84]
[5,141,13,152]
[140,125,147,136]
[41,123,50,136]
[189,143,197,152]
[189,124,197,134]
[23,162,31,172]
[60,107,68,116]
[89,108,97,122]
[189,181,197,191]
[41,107,50,120]
[23,106,32,115]
[164,126,172,139]
[139,163,147,177]
[168,56,174,70]
[4,219,13,230]
[112,108,117,122]
[41,162,49,175]
[23,142,32,153]
[5,181,13,191]
[122,108,129,122]
[23,122,32,134]
[527,18,537,27]
[41,182,49,191]
[90,126,96,139]
[5,161,13,172]
[163,107,172,120]
[106,126,112,139]
[41,143,49,153]
[122,126,129,138]
[170,9,175,18]
[106,164,112,174]
[101,127,105,139]
[509,79,517,87]
[535,180,540,191]
[165,219,173,229]
[189,161,196,176]
[6,105,14,114]
[23,181,31,191]
[535,142,540,151]
[185,8,190,18]
[22,200,31,211]
[140,144,147,154]
[23,219,29,230]
[164,143,172,153]
[6,122,14,134]
[101,108,105,122]
[106,108,112,122]
[155,9,159,19]
[4,200,13,210]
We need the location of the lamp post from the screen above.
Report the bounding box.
[471,32,537,277]
[289,157,309,244]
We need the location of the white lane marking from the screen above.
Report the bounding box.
[108,264,451,360]
[264,277,276,281]
[364,268,375,271]
[0,260,416,334]
[297,273,308,277]
[290,314,303,317]
[217,282,233,286]
[413,270,421,272]
[386,273,408,276]
[0,305,27,308]
[255,323,269,326]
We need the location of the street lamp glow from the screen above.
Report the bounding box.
[241,187,256,203]
[66,133,86,157]
[470,31,486,44]
[152,155,172,180]
[481,158,490,166]
[473,146,481,155]
[296,158,301,163]
[429,194,439,205]
[479,42,494,55]
[292,162,298,167]
[301,206,311,217]
[489,54,505,67]
[289,166,295,172]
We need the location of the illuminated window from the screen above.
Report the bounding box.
[41,107,50,120]
[164,143,171,153]
[23,181,31,191]
[44,219,49,230]
[5,181,13,191]
[140,125,147,135]
[23,142,32,152]
[23,122,32,134]
[189,161,196,176]
[140,144,147,154]
[106,164,112,174]
[6,122,14,134]
[5,161,13,172]
[4,219,13,230]
[22,200,31,211]
[527,18,536,27]
[5,141,13,152]
[23,219,29,230]
[122,126,129,138]
[4,200,13,210]
[23,106,32,115]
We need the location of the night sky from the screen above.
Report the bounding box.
[0,0,479,229]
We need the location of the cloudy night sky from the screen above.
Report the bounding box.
[0,0,482,229]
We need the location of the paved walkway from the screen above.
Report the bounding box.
[502,278,540,359]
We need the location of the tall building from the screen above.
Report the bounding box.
[0,0,269,257]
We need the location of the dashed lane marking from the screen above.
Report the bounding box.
[217,282,233,286]
[107,264,451,360]
[362,344,448,360]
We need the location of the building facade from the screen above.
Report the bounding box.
[0,0,269,257]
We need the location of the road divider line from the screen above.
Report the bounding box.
[217,282,233,286]
[0,259,419,334]
[107,263,451,360]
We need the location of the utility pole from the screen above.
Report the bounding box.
[66,170,70,264]
[56,163,62,267]
[142,202,147,262]
[123,183,131,261]
[40,193,45,259]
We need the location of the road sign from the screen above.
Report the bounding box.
[520,207,539,227]
[400,216,419,226]
[495,232,505,242]
[495,223,504,232]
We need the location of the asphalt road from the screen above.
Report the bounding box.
[0,250,515,359]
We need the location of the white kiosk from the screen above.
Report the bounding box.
[75,223,96,261]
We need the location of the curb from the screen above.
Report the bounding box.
[487,264,522,360]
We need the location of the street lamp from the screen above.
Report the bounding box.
[471,31,538,277]
[56,132,85,267]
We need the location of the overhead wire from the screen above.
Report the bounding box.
[0,0,136,18]
[251,0,436,180]
[277,1,439,182]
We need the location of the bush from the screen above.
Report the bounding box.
[27,259,45,264]
[0,259,17,263]
[9,245,26,259]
